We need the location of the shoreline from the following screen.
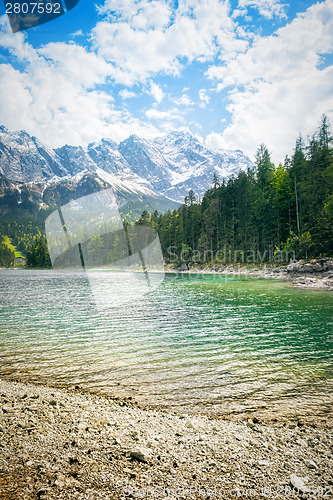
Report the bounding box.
[2,259,333,291]
[1,378,332,499]
[167,258,333,291]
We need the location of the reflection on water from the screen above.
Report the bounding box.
[0,269,332,417]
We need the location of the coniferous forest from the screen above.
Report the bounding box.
[137,116,333,265]
[0,116,332,268]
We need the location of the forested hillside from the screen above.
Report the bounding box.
[1,117,332,268]
[139,116,333,265]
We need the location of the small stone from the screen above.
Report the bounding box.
[290,474,309,494]
[306,460,317,469]
[49,400,57,406]
[131,431,139,441]
[130,449,148,463]
[66,476,80,488]
[78,422,88,432]
[258,460,269,466]
[55,473,66,488]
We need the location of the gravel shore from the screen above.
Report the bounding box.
[1,379,332,500]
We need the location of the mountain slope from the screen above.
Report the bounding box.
[0,126,67,182]
[0,126,254,203]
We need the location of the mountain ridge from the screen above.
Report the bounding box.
[0,125,253,204]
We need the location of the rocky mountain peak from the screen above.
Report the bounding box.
[0,125,253,202]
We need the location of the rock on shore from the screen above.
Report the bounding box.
[286,259,333,290]
[0,379,332,499]
[170,259,333,291]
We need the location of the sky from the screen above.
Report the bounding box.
[0,0,332,164]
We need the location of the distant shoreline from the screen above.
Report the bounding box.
[1,259,333,290]
[167,259,333,291]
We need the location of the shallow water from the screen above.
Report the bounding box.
[0,269,332,417]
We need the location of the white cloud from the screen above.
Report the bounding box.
[0,16,159,146]
[91,0,246,85]
[144,106,186,135]
[145,109,171,121]
[205,132,230,151]
[199,89,210,108]
[71,29,84,38]
[145,106,183,121]
[206,0,333,163]
[119,88,137,99]
[149,81,164,103]
[237,0,287,19]
[98,0,171,29]
[174,94,194,106]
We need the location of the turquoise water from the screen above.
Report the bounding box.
[0,269,332,417]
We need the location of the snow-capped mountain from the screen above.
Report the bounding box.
[0,126,253,204]
[0,125,67,182]
[151,131,252,200]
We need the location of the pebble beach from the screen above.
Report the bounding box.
[0,379,332,500]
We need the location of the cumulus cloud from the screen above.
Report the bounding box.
[174,94,194,106]
[0,16,159,146]
[0,0,331,160]
[237,0,287,19]
[205,131,230,151]
[149,81,164,103]
[206,0,333,163]
[91,0,246,85]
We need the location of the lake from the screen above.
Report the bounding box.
[0,269,332,418]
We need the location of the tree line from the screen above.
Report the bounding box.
[137,116,333,265]
[1,116,332,268]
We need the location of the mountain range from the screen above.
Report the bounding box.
[0,125,253,214]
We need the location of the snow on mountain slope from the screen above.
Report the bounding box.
[0,126,254,203]
[152,131,253,200]
[54,145,96,177]
[0,126,67,182]
[95,168,156,197]
[118,135,171,193]
[88,138,132,175]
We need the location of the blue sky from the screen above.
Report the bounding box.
[0,0,332,164]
